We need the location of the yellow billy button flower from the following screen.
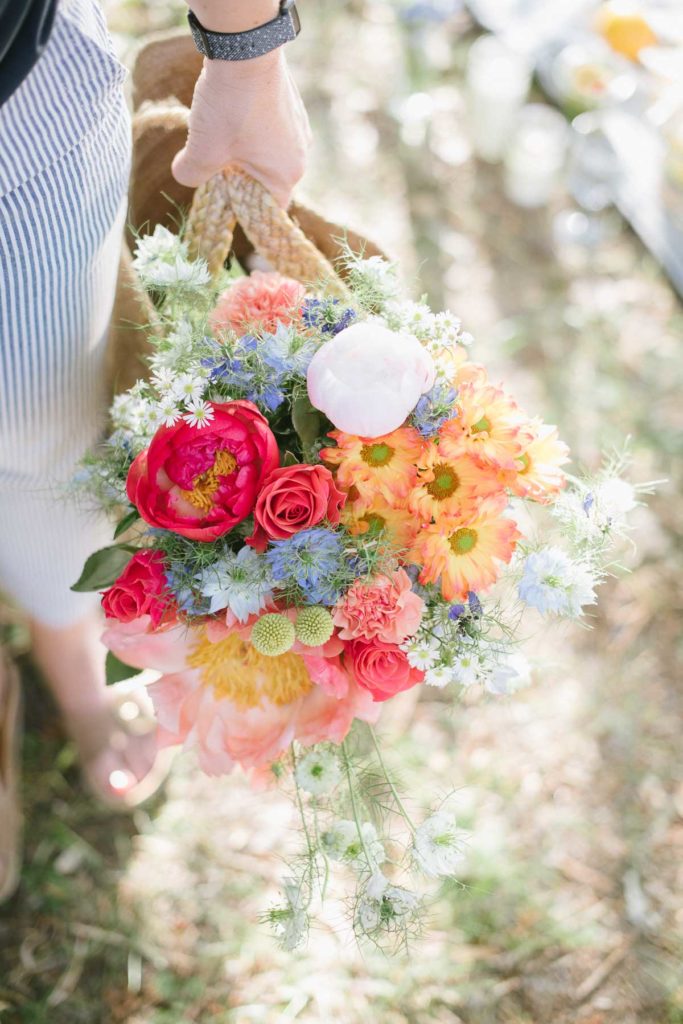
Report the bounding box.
[250,614,296,657]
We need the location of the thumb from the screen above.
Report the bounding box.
[171,145,215,189]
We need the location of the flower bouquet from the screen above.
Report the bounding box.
[74,174,645,950]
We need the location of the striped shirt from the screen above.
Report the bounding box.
[0,0,131,625]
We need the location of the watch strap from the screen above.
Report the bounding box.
[188,2,300,61]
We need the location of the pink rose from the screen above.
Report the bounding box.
[307,321,436,438]
[101,550,170,628]
[247,463,346,551]
[348,638,424,702]
[333,569,424,644]
[209,271,306,335]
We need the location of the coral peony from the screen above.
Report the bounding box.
[307,321,436,437]
[247,463,346,552]
[101,550,170,628]
[348,637,424,702]
[101,615,379,775]
[333,569,424,645]
[126,400,279,542]
[209,271,306,335]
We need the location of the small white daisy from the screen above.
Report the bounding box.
[151,366,177,395]
[184,399,214,428]
[424,664,452,689]
[158,396,182,427]
[402,637,439,672]
[173,373,205,403]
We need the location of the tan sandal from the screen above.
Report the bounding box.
[77,673,174,811]
[0,653,22,903]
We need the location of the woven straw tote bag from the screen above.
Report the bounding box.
[108,30,386,394]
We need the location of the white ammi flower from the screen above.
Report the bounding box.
[321,820,385,868]
[412,811,469,878]
[197,546,273,622]
[294,749,341,796]
[356,870,420,934]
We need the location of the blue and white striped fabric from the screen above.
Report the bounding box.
[0,0,131,626]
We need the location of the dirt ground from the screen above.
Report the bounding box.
[1,3,681,1022]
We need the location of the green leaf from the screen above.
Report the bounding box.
[291,395,321,450]
[282,450,299,467]
[114,508,139,539]
[70,545,138,592]
[105,651,144,686]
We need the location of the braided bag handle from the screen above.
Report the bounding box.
[133,98,351,296]
[186,168,350,298]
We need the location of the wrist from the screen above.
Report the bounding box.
[202,46,284,81]
[188,1,279,34]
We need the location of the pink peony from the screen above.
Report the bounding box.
[333,569,424,645]
[209,271,306,335]
[101,615,378,776]
[306,321,436,438]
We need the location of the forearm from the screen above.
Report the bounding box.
[186,0,279,33]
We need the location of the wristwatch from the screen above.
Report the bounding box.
[188,1,301,61]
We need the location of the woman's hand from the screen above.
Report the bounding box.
[172,49,311,209]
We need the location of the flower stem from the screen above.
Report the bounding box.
[341,739,375,870]
[367,724,416,835]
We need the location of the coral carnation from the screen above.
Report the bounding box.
[209,271,305,335]
[333,569,424,645]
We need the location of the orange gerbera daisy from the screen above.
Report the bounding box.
[321,426,425,503]
[342,493,420,554]
[509,419,570,503]
[412,499,520,602]
[439,381,529,470]
[409,444,502,522]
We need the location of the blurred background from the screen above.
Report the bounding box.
[1,1,682,1021]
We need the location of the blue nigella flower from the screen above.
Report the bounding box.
[206,334,285,411]
[467,591,482,616]
[301,298,356,336]
[266,527,346,605]
[260,322,317,377]
[411,383,458,438]
[448,603,466,621]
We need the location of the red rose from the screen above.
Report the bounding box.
[101,550,170,627]
[247,464,346,551]
[347,638,424,702]
[127,400,279,542]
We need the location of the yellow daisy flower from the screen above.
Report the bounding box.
[409,444,502,522]
[412,499,520,602]
[342,492,420,554]
[321,426,425,503]
[510,419,570,503]
[440,381,529,470]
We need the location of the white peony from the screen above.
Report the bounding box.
[306,321,436,438]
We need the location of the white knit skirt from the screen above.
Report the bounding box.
[0,0,131,625]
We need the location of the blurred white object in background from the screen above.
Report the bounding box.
[503,104,569,207]
[465,35,531,161]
